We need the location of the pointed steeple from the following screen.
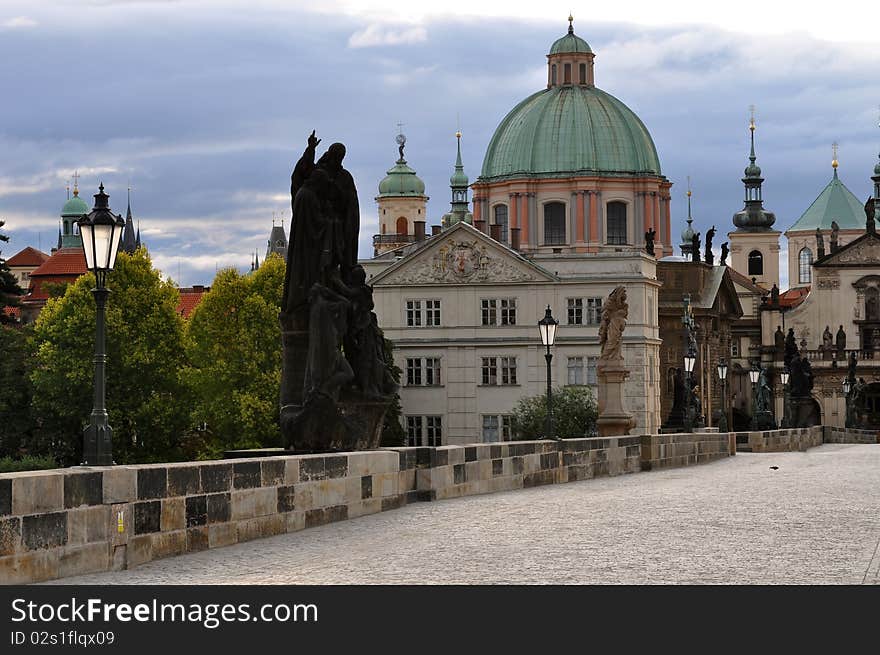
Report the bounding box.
[121,186,138,254]
[680,178,696,257]
[255,251,260,269]
[57,222,62,250]
[441,130,473,228]
[136,221,141,249]
[732,107,776,231]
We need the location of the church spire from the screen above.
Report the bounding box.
[732,106,776,231]
[441,130,473,228]
[121,186,138,254]
[680,177,696,257]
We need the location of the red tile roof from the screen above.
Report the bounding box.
[29,248,87,277]
[177,286,210,318]
[2,305,20,320]
[779,287,809,308]
[725,267,769,294]
[6,246,49,267]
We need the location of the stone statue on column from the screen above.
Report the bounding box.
[596,286,635,437]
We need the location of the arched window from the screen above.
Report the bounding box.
[748,250,763,276]
[563,63,571,84]
[493,204,509,244]
[396,216,408,235]
[543,202,566,245]
[606,201,627,245]
[798,247,813,284]
[866,287,880,321]
[579,63,587,84]
[551,64,557,86]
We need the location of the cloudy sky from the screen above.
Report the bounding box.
[1,0,878,288]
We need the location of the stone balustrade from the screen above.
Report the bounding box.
[0,426,871,584]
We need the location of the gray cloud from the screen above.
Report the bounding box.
[0,7,878,288]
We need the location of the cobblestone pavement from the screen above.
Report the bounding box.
[57,444,880,584]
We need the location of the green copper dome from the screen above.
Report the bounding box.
[549,30,592,55]
[378,159,426,197]
[787,168,865,232]
[479,86,661,181]
[61,193,89,217]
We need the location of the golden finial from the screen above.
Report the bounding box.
[455,130,461,139]
[832,141,839,169]
[687,175,692,197]
[749,104,756,132]
[72,170,80,196]
[567,13,574,33]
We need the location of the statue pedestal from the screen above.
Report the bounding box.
[596,358,635,437]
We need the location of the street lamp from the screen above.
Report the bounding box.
[683,347,697,432]
[749,363,761,430]
[78,184,125,466]
[716,359,729,432]
[538,305,559,439]
[780,367,790,428]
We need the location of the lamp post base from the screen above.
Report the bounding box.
[83,415,114,466]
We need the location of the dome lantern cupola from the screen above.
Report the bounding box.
[442,130,473,228]
[60,171,88,248]
[680,179,696,257]
[547,16,595,88]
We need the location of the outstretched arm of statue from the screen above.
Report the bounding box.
[291,131,320,204]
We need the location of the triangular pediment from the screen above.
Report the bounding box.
[815,231,880,268]
[369,222,558,286]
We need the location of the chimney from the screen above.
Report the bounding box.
[431,225,442,236]
[490,224,502,241]
[414,220,426,241]
[510,227,521,251]
[474,219,487,234]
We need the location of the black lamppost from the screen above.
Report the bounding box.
[683,347,697,432]
[843,377,852,428]
[78,184,125,466]
[538,305,559,439]
[749,363,761,430]
[716,359,729,432]
[780,367,790,428]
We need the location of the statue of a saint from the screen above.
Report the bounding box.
[784,327,798,368]
[830,220,839,253]
[691,231,700,263]
[836,325,847,357]
[598,286,628,361]
[770,284,779,306]
[644,227,656,256]
[720,241,729,266]
[704,225,715,265]
[822,326,833,351]
[815,227,825,259]
[774,325,785,355]
[755,369,772,413]
[866,196,876,234]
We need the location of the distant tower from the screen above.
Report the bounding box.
[265,215,288,260]
[727,109,780,288]
[121,187,138,254]
[441,130,473,229]
[59,173,88,249]
[680,179,696,258]
[373,128,428,256]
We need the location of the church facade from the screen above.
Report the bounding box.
[363,19,665,445]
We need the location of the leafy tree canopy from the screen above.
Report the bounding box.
[511,385,598,440]
[185,253,284,457]
[29,248,190,464]
[0,220,24,323]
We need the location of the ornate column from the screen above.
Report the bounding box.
[509,192,519,238]
[472,194,482,222]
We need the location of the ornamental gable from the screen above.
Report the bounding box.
[815,232,880,268]
[370,222,557,286]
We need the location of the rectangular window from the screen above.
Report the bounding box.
[406,299,440,327]
[426,300,441,326]
[567,356,584,385]
[481,357,497,385]
[567,298,583,325]
[482,298,517,325]
[425,358,441,386]
[500,357,517,385]
[426,416,442,446]
[731,340,740,358]
[481,298,497,326]
[579,63,587,84]
[501,415,514,441]
[482,415,499,442]
[500,298,516,325]
[586,356,598,385]
[586,298,603,325]
[406,358,422,386]
[406,300,422,327]
[563,63,571,84]
[406,416,422,446]
[494,205,509,244]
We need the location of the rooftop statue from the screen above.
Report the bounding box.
[720,241,729,266]
[704,225,715,265]
[598,286,628,362]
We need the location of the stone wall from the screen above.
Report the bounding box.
[0,431,740,585]
[734,426,824,452]
[823,426,880,444]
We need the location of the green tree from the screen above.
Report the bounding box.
[0,220,24,323]
[0,325,34,456]
[511,385,598,440]
[30,248,191,464]
[185,254,284,457]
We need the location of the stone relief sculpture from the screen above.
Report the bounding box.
[280,131,396,452]
[598,286,628,362]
